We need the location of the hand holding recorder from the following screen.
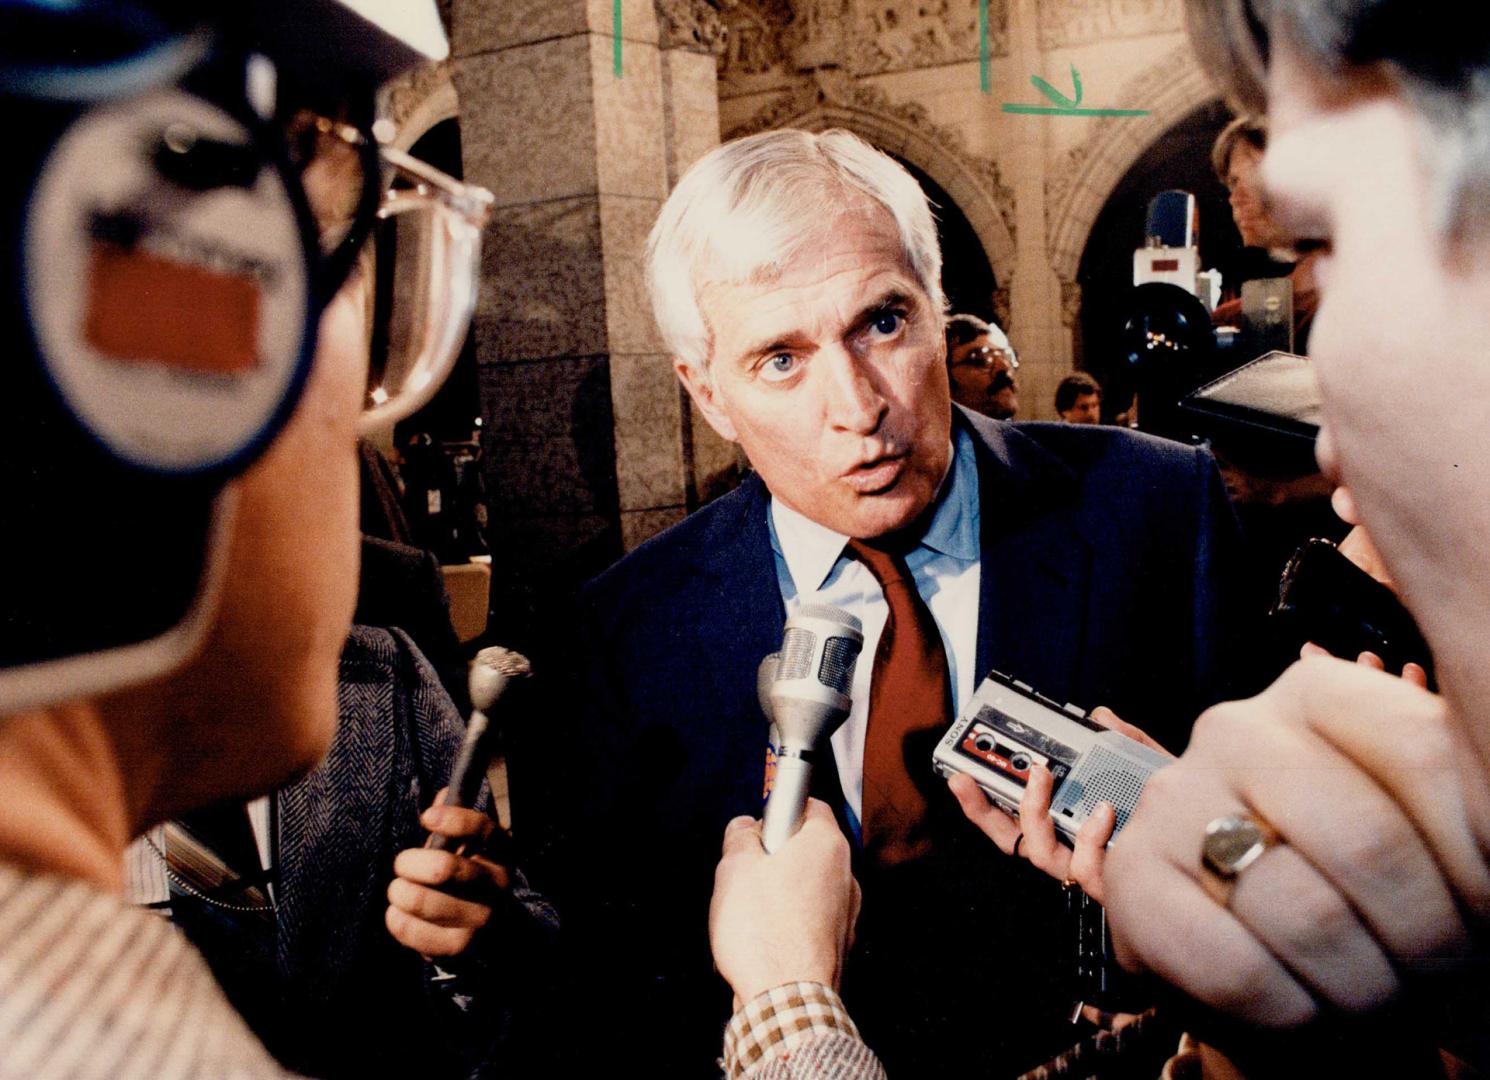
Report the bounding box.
[947,703,1170,904]
[935,670,1172,903]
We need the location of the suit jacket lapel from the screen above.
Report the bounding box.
[684,475,791,818]
[963,413,1095,701]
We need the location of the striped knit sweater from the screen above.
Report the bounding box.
[0,864,297,1080]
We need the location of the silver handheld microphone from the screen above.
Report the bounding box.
[761,604,863,853]
[427,646,532,853]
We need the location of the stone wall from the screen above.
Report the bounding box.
[439,0,727,571]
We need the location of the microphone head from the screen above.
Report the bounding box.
[769,604,863,750]
[469,646,532,713]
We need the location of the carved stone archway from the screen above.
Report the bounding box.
[726,82,1017,288]
[382,62,460,151]
[1044,44,1219,283]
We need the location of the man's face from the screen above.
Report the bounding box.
[1265,43,1490,661]
[1060,391,1101,424]
[678,206,952,539]
[1226,141,1291,250]
[947,334,1019,420]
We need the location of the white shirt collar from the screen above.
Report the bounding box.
[768,433,973,593]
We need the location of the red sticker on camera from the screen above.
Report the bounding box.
[85,243,261,375]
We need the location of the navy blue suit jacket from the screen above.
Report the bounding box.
[518,410,1248,1076]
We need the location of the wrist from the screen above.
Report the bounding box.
[723,981,859,1080]
[730,961,838,1007]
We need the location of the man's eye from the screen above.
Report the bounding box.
[761,353,798,381]
[869,310,904,337]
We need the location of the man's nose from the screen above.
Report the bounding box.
[822,347,888,434]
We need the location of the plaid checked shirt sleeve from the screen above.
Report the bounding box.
[723,982,887,1080]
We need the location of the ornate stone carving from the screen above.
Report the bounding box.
[380,58,457,135]
[1037,0,1181,50]
[1060,280,1082,328]
[1043,42,1200,229]
[657,0,729,54]
[855,0,1009,77]
[718,0,796,82]
[719,0,1010,87]
[991,287,1011,331]
[791,0,853,70]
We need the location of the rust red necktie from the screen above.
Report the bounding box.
[847,539,952,866]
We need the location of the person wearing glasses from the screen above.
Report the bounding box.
[0,3,543,1076]
[944,313,1019,420]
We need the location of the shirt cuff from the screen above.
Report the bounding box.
[723,981,861,1080]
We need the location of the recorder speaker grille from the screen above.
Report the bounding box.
[778,627,816,680]
[1054,745,1153,834]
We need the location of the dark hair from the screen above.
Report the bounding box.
[945,313,994,355]
[1211,115,1267,183]
[1054,372,1102,414]
[1186,0,1490,233]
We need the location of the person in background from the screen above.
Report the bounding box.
[1054,372,1103,424]
[944,312,1020,419]
[1210,115,1323,354]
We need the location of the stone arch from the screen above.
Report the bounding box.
[1046,45,1220,283]
[383,64,460,151]
[728,99,1017,287]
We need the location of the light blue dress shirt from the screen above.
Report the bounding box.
[768,424,983,834]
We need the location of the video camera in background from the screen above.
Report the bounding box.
[1133,190,1220,310]
[1105,191,1316,474]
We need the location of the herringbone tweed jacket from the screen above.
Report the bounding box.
[198,625,557,1079]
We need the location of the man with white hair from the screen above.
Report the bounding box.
[518,128,1250,1077]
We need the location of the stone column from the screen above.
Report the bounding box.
[1003,0,1072,421]
[654,1,737,514]
[450,0,716,578]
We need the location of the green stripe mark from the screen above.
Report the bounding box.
[614,0,623,77]
[979,0,989,94]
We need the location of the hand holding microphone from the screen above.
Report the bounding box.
[761,605,863,853]
[386,646,530,959]
[711,799,861,1006]
[427,646,532,853]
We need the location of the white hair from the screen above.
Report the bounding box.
[646,128,945,372]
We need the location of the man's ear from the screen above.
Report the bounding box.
[674,357,738,443]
